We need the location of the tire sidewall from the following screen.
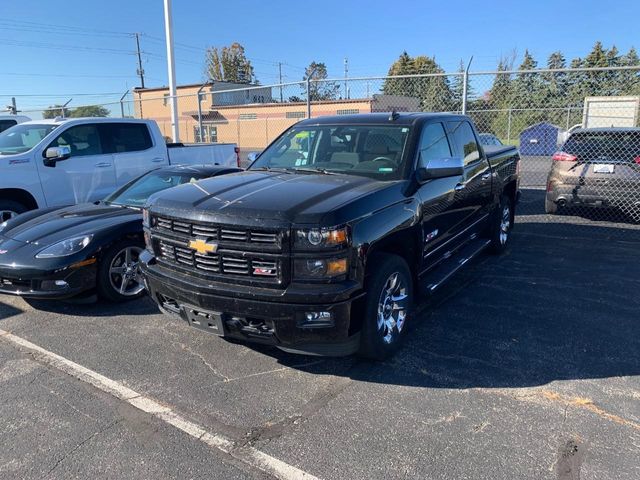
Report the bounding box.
[359,254,414,360]
[490,195,513,253]
[97,239,145,303]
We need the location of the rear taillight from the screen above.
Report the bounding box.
[234,147,241,168]
[634,155,640,165]
[552,151,577,162]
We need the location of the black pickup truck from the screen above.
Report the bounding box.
[140,113,520,359]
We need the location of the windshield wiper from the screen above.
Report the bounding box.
[251,166,293,174]
[293,167,338,175]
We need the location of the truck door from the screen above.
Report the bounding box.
[446,121,493,226]
[104,122,167,187]
[416,122,468,258]
[36,123,116,206]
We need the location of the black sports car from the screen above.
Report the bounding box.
[0,165,241,302]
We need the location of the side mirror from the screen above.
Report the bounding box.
[43,146,71,167]
[416,157,464,183]
[247,152,260,163]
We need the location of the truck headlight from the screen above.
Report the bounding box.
[294,227,348,249]
[294,257,348,279]
[35,235,93,258]
[142,208,150,228]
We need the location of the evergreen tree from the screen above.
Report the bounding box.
[302,62,340,101]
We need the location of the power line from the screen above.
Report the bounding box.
[0,38,136,55]
[0,18,133,37]
[0,72,137,79]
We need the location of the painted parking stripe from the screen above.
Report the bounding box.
[0,329,320,480]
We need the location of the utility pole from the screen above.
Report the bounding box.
[343,57,348,99]
[134,33,145,89]
[163,0,179,142]
[278,62,283,102]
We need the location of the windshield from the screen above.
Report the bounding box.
[104,170,210,207]
[564,131,640,162]
[250,125,412,180]
[0,124,59,155]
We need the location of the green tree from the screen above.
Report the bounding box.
[43,105,70,119]
[382,51,452,111]
[205,42,256,84]
[450,59,474,112]
[619,47,640,95]
[69,105,110,118]
[302,61,340,101]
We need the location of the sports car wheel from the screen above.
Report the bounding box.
[97,240,145,302]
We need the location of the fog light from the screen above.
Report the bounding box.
[299,311,334,328]
[41,279,68,290]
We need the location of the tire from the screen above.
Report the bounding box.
[96,239,146,303]
[489,195,513,254]
[358,254,414,360]
[0,199,29,222]
[544,197,558,214]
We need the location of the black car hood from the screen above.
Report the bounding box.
[149,171,407,226]
[2,203,141,245]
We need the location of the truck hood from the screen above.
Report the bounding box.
[148,170,407,226]
[2,203,140,245]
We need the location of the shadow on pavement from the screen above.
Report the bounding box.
[22,294,160,318]
[253,219,640,389]
[0,301,24,322]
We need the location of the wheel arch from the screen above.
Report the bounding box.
[0,188,39,211]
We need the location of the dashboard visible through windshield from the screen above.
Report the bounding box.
[249,125,412,180]
[0,124,59,155]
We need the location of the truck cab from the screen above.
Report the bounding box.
[140,113,520,359]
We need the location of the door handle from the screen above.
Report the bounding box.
[151,157,164,163]
[481,172,492,181]
[454,183,466,191]
[95,162,112,168]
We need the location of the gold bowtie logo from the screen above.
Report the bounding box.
[188,239,218,254]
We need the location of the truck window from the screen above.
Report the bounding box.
[104,123,153,153]
[49,125,104,157]
[0,120,17,133]
[418,122,452,168]
[448,121,480,166]
[0,124,58,155]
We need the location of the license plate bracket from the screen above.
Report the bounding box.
[593,164,614,174]
[183,305,225,336]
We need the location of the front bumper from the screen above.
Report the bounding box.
[0,262,97,299]
[141,252,364,356]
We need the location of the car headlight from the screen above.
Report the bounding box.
[35,235,93,258]
[0,221,8,234]
[294,257,348,279]
[142,208,150,228]
[294,227,348,249]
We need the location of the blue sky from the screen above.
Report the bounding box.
[1,0,638,112]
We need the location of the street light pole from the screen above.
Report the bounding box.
[163,0,180,142]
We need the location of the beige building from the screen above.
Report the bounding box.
[133,83,419,151]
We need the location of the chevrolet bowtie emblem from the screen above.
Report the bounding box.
[188,239,218,254]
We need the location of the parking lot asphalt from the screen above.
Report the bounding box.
[1,208,639,479]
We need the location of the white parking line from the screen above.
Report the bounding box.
[0,329,320,480]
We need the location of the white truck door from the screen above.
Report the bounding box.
[106,122,168,186]
[36,123,116,206]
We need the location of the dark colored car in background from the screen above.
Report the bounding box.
[545,127,640,219]
[141,113,520,359]
[0,165,241,302]
[478,133,504,147]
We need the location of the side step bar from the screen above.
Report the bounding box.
[420,238,491,294]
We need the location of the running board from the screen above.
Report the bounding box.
[420,238,491,294]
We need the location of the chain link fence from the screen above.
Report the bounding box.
[7,66,640,231]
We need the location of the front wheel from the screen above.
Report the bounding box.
[358,254,414,360]
[97,240,145,303]
[489,195,513,254]
[0,199,29,222]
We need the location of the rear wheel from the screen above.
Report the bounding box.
[489,195,513,254]
[0,199,28,222]
[97,240,145,303]
[358,255,413,360]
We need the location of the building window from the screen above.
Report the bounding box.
[163,93,170,106]
[193,125,218,143]
[336,109,359,115]
[239,113,257,120]
[286,111,306,119]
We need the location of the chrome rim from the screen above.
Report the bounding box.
[499,204,511,245]
[108,246,144,296]
[377,272,409,344]
[0,210,18,222]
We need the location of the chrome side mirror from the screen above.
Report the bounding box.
[43,146,71,167]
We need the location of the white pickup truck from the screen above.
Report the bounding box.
[0,117,239,220]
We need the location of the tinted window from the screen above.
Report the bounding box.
[106,123,153,153]
[49,124,103,157]
[564,131,640,162]
[418,122,451,168]
[448,121,480,166]
[0,120,17,133]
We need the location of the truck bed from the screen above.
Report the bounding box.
[167,143,238,167]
